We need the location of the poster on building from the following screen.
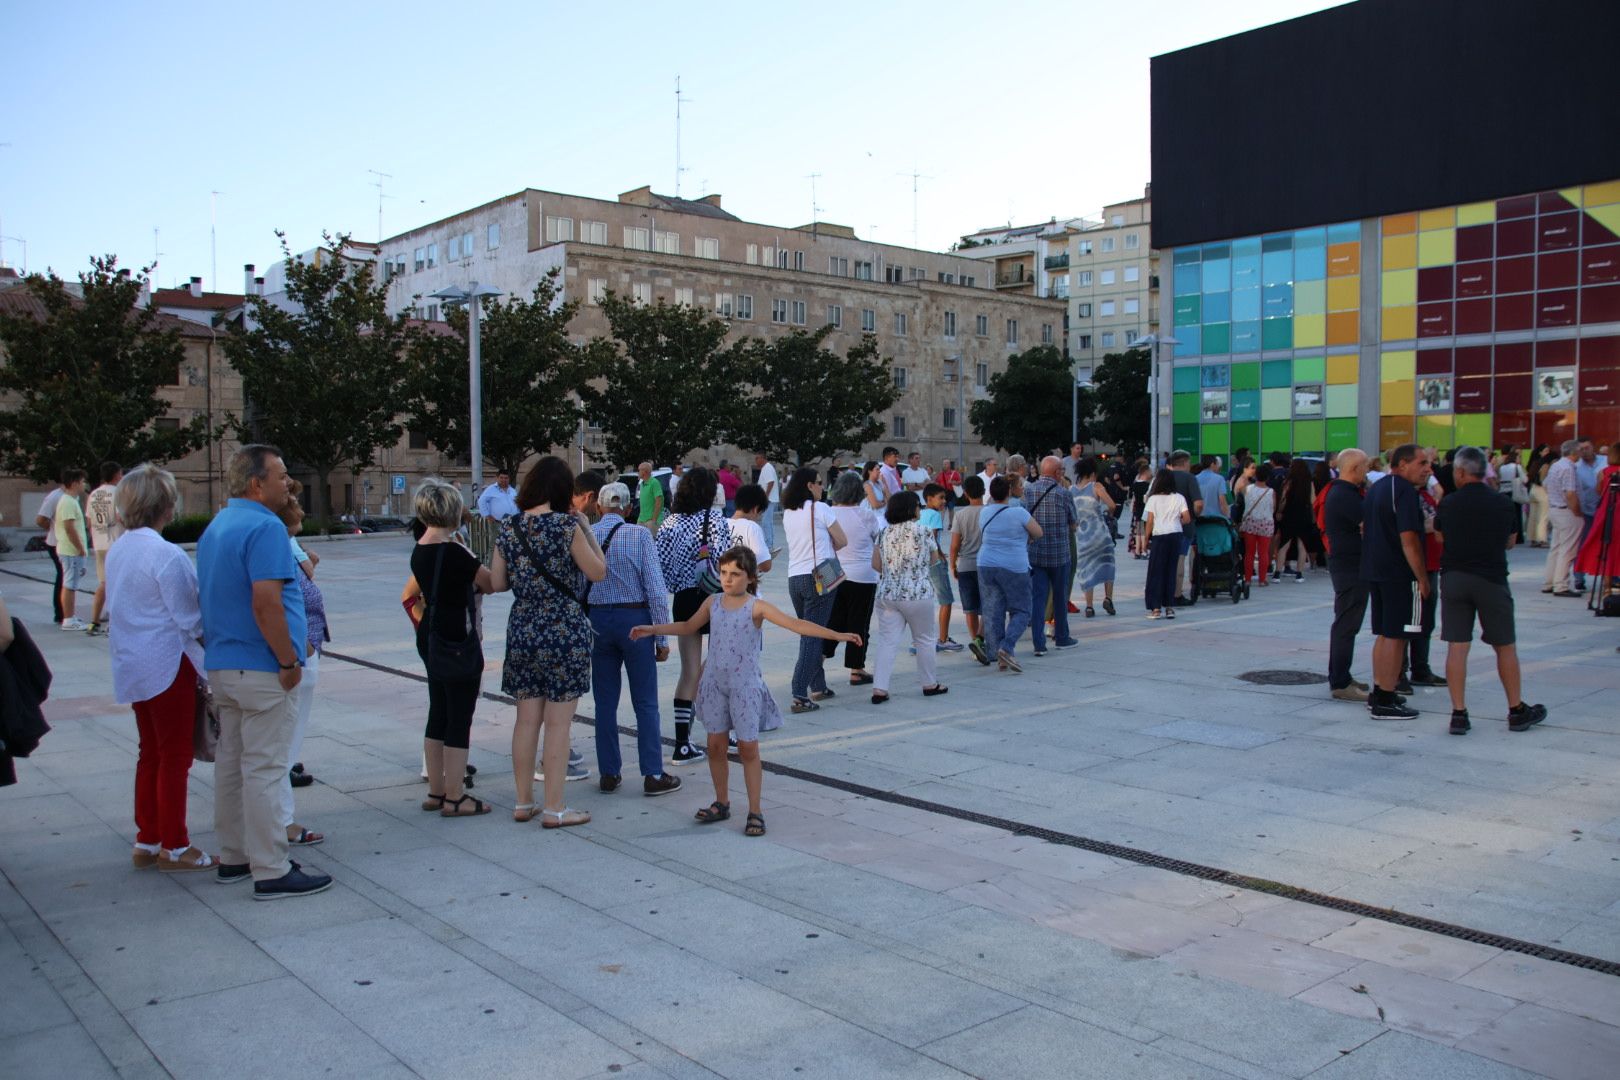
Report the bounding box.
[1537,370,1575,408]
[1417,377,1452,413]
[1293,384,1323,416]
[1201,389,1230,422]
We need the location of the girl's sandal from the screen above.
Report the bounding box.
[421,793,447,812]
[744,813,766,837]
[694,801,731,824]
[441,795,491,817]
[849,673,874,686]
[790,699,819,714]
[540,807,590,829]
[287,827,324,846]
[512,803,540,823]
[810,688,836,701]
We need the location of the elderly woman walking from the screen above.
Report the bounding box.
[493,458,606,827]
[105,465,215,871]
[869,492,948,702]
[655,466,733,764]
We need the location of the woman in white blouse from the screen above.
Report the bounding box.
[104,465,215,872]
[779,467,848,712]
[869,492,948,703]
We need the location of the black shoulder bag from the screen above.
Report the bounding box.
[423,542,484,682]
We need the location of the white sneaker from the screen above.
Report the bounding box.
[535,763,590,782]
[60,618,87,631]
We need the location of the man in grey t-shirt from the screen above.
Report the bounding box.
[949,475,989,664]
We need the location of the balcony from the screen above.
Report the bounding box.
[996,267,1033,288]
[1044,253,1070,270]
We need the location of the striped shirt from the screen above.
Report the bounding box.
[592,515,671,647]
[1543,457,1579,512]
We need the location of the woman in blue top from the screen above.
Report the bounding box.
[974,475,1043,672]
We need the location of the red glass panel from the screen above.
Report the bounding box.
[1455,261,1492,297]
[1497,255,1534,293]
[1582,284,1620,325]
[1494,409,1533,448]
[1496,293,1533,330]
[1454,377,1491,413]
[1495,342,1533,373]
[1537,250,1578,290]
[1534,410,1576,448]
[1495,373,1532,410]
[1584,212,1620,247]
[1536,289,1577,327]
[1496,218,1536,256]
[1417,301,1453,337]
[1583,244,1620,285]
[1538,191,1576,213]
[1455,345,1493,377]
[1416,347,1452,374]
[1455,224,1493,262]
[1537,338,1576,368]
[1581,335,1620,370]
[1539,212,1579,251]
[1497,194,1538,219]
[1580,370,1620,408]
[1455,298,1493,334]
[1577,407,1619,444]
[1418,266,1454,301]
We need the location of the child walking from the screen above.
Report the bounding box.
[632,547,859,836]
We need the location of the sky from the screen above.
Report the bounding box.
[2,0,1347,292]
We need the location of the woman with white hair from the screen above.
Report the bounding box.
[104,464,215,871]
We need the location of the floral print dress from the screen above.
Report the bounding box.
[695,595,783,741]
[497,512,590,702]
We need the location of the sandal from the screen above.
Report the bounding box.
[922,685,949,697]
[158,846,218,873]
[540,807,590,829]
[810,688,836,701]
[132,843,161,870]
[871,692,890,705]
[421,793,447,812]
[790,699,819,714]
[849,673,873,686]
[287,827,324,846]
[512,803,540,823]
[441,795,491,817]
[694,801,731,824]
[1085,606,1095,618]
[1103,598,1116,616]
[745,812,766,837]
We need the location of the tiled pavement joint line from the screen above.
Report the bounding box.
[0,871,170,1080]
[317,647,1620,980]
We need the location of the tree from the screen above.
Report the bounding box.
[403,269,602,478]
[726,327,900,466]
[224,232,410,522]
[0,256,214,483]
[581,294,741,469]
[1088,347,1150,459]
[968,344,1087,460]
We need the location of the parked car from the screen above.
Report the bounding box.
[357,515,413,533]
[616,468,674,521]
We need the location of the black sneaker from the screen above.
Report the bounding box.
[968,637,990,666]
[289,769,315,788]
[252,861,332,901]
[1410,670,1448,687]
[1394,677,1415,695]
[671,743,706,765]
[1507,703,1548,732]
[1369,696,1419,720]
[644,773,682,797]
[1449,710,1471,736]
[599,774,622,793]
[215,862,251,885]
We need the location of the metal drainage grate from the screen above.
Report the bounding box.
[1239,669,1330,685]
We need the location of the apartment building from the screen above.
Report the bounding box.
[955,218,1089,304]
[378,185,1066,472]
[1065,186,1159,381]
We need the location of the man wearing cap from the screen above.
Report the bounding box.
[588,483,681,797]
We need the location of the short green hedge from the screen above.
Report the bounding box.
[161,515,214,544]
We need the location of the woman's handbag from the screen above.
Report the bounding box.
[809,501,845,595]
[423,542,484,682]
[192,676,219,763]
[694,513,723,594]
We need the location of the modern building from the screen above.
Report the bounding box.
[1064,187,1158,382]
[378,185,1066,471]
[1150,0,1620,460]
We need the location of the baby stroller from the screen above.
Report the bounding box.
[1191,515,1248,604]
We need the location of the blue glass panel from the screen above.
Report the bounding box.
[1262,249,1293,285]
[1173,247,1202,265]
[1294,245,1326,280]
[1261,233,1294,252]
[1231,321,1261,352]
[1201,258,1231,293]
[1174,333,1200,358]
[1230,389,1260,421]
[1295,227,1327,249]
[1327,222,1359,244]
[1202,291,1232,322]
[1174,264,1201,296]
[1232,236,1261,257]
[1232,254,1261,289]
[1232,287,1261,321]
[1262,283,1294,317]
[1202,242,1231,260]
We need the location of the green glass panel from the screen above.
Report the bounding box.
[1454,413,1492,448]
[1261,387,1292,419]
[1293,355,1325,382]
[1173,392,1200,424]
[1325,385,1358,416]
[1173,247,1202,265]
[1261,360,1292,387]
[1231,389,1260,421]
[1293,419,1325,452]
[1230,362,1261,390]
[1261,420,1292,454]
[1295,279,1327,315]
[1261,317,1294,351]
[1326,417,1359,451]
[1173,366,1201,393]
[1173,293,1201,325]
[1173,424,1200,454]
[1201,322,1231,355]
[1230,421,1260,457]
[1416,414,1453,449]
[1201,424,1230,456]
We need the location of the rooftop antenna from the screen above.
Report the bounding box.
[674,77,692,197]
[897,168,934,249]
[153,227,164,283]
[806,173,822,238]
[369,169,394,241]
[210,190,224,292]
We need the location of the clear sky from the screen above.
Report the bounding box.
[2,0,1346,292]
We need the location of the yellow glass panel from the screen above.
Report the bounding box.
[1456,201,1496,226]
[1558,188,1583,209]
[1589,204,1620,239]
[1382,213,1417,235]
[1294,313,1325,348]
[1381,305,1416,340]
[1585,179,1620,207]
[1327,354,1358,384]
[1383,233,1416,270]
[1382,349,1416,380]
[1327,275,1360,311]
[1380,415,1415,448]
[1417,228,1455,267]
[1418,207,1456,231]
[1380,379,1414,415]
[1382,268,1417,307]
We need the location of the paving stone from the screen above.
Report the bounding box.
[1295,960,1518,1043]
[737,859,966,932]
[1310,920,1501,981]
[1162,926,1359,996]
[1138,718,1282,750]
[921,1004,1237,1080]
[1458,952,1620,1027]
[1312,1029,1540,1079]
[0,1022,121,1079]
[1456,1002,1620,1080]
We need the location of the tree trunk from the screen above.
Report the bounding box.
[312,468,332,528]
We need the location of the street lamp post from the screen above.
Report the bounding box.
[1137,333,1179,467]
[945,356,965,468]
[1071,372,1093,447]
[430,282,503,497]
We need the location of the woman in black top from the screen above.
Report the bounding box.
[410,478,494,817]
[1276,459,1323,581]
[1129,461,1152,559]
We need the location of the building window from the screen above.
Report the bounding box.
[1006,319,1018,345]
[1125,329,1139,345]
[1100,269,1116,285]
[736,294,753,319]
[1077,303,1092,318]
[1101,331,1116,347]
[1125,233,1140,250]
[894,366,908,389]
[1077,240,1093,256]
[943,311,956,338]
[413,247,424,272]
[761,247,775,266]
[1124,298,1140,315]
[943,406,958,430]
[861,308,876,332]
[1110,214,1125,226]
[1041,323,1053,344]
[961,275,976,287]
[1101,237,1115,253]
[1078,334,1092,350]
[463,231,474,257]
[1100,300,1116,316]
[830,256,848,276]
[587,278,607,305]
[1053,274,1069,299]
[793,250,805,271]
[828,304,843,328]
[448,235,460,260]
[426,243,437,268]
[632,282,652,306]
[854,260,874,281]
[975,313,988,336]
[891,415,907,438]
[791,300,806,325]
[408,428,430,450]
[772,298,789,324]
[154,416,180,434]
[623,226,651,251]
[895,312,908,335]
[694,237,718,259]
[778,249,791,269]
[1124,265,1140,283]
[582,221,608,245]
[674,287,694,307]
[654,230,680,254]
[1077,270,1093,287]
[714,292,734,317]
[488,222,501,249]
[747,243,759,264]
[885,265,904,283]
[426,303,441,321]
[937,271,955,284]
[975,362,989,386]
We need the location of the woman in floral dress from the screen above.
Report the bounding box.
[868,492,949,703]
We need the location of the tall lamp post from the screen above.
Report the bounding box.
[1071,371,1093,447]
[430,282,503,497]
[944,355,966,469]
[1137,333,1179,466]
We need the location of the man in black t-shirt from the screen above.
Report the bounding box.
[1435,447,1547,735]
[1323,449,1370,702]
[1359,444,1431,719]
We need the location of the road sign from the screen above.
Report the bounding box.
[392,475,406,495]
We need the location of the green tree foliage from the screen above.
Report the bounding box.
[968,344,1087,460]
[403,269,603,478]
[582,294,741,469]
[0,257,214,483]
[1088,347,1150,459]
[224,232,410,522]
[727,328,899,466]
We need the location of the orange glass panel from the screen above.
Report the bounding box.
[1327,242,1361,276]
[1381,305,1416,340]
[1380,415,1415,447]
[1326,354,1359,384]
[1383,234,1417,271]
[1326,311,1360,345]
[1383,213,1417,236]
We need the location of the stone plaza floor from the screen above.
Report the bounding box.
[1,531,1617,1079]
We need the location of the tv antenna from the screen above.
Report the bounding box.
[153,227,164,281]
[806,173,822,237]
[369,169,394,241]
[897,168,933,248]
[210,191,224,292]
[674,77,692,197]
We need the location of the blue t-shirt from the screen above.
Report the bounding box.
[918,507,946,554]
[1360,475,1423,583]
[1196,471,1228,518]
[197,498,307,673]
[975,503,1033,573]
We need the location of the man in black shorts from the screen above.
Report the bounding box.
[1435,446,1547,735]
[1360,444,1430,719]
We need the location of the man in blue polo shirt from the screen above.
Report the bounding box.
[198,445,329,901]
[1360,443,1430,721]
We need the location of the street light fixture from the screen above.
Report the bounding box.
[0,235,25,275]
[430,281,504,496]
[1136,333,1180,467]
